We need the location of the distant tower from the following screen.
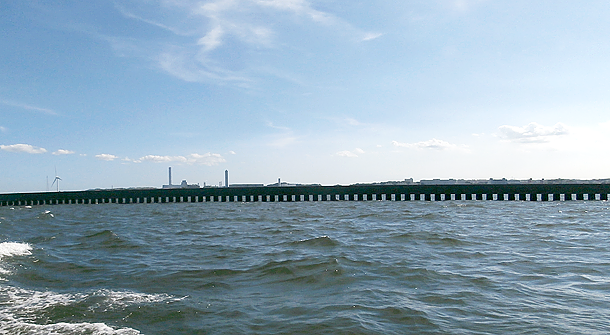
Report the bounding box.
[168,167,172,186]
[278,178,281,186]
[225,170,229,188]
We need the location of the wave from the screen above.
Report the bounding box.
[291,236,340,247]
[36,210,55,219]
[0,320,141,335]
[254,257,344,284]
[389,232,471,247]
[0,285,181,335]
[84,230,120,240]
[0,242,32,260]
[78,230,140,250]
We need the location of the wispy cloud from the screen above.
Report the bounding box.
[266,121,291,131]
[263,121,300,147]
[362,32,383,41]
[95,153,119,161]
[0,99,57,115]
[0,126,7,133]
[336,148,365,157]
[114,0,379,83]
[267,134,299,147]
[392,139,461,150]
[52,149,75,155]
[498,122,568,143]
[0,144,47,154]
[340,117,364,127]
[136,153,226,165]
[450,0,487,12]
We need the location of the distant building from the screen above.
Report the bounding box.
[163,180,200,189]
[162,167,199,189]
[420,179,459,185]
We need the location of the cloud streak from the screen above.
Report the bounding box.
[0,99,57,115]
[392,139,460,150]
[498,122,568,143]
[0,144,47,154]
[136,153,226,165]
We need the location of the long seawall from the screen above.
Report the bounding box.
[2,184,610,206]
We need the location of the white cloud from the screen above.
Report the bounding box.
[0,144,47,154]
[137,155,181,163]
[95,154,119,161]
[0,126,7,133]
[336,150,357,157]
[392,139,459,150]
[52,149,75,155]
[336,148,365,157]
[229,150,236,154]
[498,122,568,143]
[362,32,383,41]
[197,26,225,51]
[137,153,226,165]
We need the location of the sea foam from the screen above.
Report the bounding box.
[0,285,176,334]
[0,242,32,260]
[0,320,141,335]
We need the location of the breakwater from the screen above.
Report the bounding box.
[2,184,610,206]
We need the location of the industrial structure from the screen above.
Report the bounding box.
[162,167,199,189]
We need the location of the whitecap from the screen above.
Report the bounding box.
[0,319,141,335]
[0,285,180,334]
[36,210,55,219]
[0,242,32,260]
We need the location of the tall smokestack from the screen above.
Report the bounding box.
[225,170,229,188]
[169,167,172,185]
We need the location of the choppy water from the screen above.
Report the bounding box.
[1,201,609,334]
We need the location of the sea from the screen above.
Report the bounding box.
[1,200,609,334]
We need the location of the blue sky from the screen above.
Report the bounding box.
[2,0,610,192]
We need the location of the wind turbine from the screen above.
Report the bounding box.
[51,167,62,192]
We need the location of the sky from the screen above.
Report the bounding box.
[2,0,610,192]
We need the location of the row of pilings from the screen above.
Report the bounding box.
[2,184,610,206]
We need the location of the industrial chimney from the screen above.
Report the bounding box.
[168,167,172,186]
[225,170,229,188]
